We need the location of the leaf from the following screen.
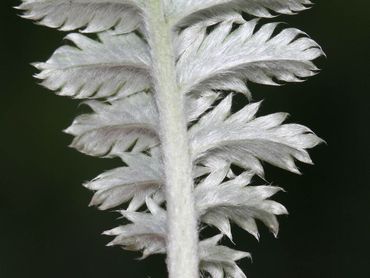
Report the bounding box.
[195,169,287,240]
[17,0,143,33]
[105,199,250,273]
[65,89,222,159]
[186,91,220,122]
[104,198,167,259]
[175,13,252,98]
[190,95,323,175]
[167,0,312,27]
[19,1,324,277]
[177,19,323,95]
[85,153,164,211]
[84,146,214,212]
[34,32,150,99]
[65,92,159,158]
[199,235,251,278]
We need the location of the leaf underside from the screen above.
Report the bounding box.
[19,0,323,277]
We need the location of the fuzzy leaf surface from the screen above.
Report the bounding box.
[18,1,324,277]
[35,32,150,99]
[166,0,312,26]
[195,168,287,239]
[18,0,142,33]
[65,92,159,158]
[177,19,322,95]
[104,198,167,258]
[190,95,323,176]
[66,90,221,158]
[105,200,250,274]
[85,153,164,211]
[199,235,251,278]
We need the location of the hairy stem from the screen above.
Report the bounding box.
[145,1,200,278]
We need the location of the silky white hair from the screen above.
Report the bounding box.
[18,0,323,277]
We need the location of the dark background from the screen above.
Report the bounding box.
[1,1,369,277]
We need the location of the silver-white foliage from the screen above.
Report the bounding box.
[190,95,323,176]
[166,0,312,25]
[30,14,323,102]
[195,167,287,240]
[64,90,220,158]
[84,148,211,212]
[64,90,223,215]
[199,235,251,278]
[105,198,250,276]
[85,152,164,211]
[104,198,167,259]
[17,0,143,33]
[65,92,158,157]
[67,90,319,221]
[64,91,309,275]
[34,32,151,99]
[20,0,323,277]
[18,0,312,32]
[177,18,322,95]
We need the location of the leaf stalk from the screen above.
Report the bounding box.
[145,1,200,278]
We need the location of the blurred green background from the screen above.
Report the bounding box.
[1,1,369,277]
